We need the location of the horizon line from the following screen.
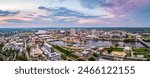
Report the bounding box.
[0,26,150,29]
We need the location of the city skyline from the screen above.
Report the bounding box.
[0,0,150,28]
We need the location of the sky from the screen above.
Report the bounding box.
[0,0,150,28]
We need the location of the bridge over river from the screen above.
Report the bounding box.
[137,38,150,48]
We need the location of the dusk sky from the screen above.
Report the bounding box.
[0,0,150,28]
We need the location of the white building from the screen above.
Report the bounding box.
[136,35,142,39]
[81,50,90,57]
[0,37,4,42]
[48,52,61,61]
[70,29,77,36]
[35,30,47,35]
[43,43,52,53]
[9,41,24,50]
[92,29,97,36]
[42,43,61,61]
[124,46,131,53]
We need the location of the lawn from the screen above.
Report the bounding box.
[69,53,79,60]
[52,45,72,56]
[133,48,150,55]
[133,48,150,52]
[112,47,124,51]
[106,47,124,52]
[52,44,80,60]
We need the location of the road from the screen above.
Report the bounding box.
[2,43,9,51]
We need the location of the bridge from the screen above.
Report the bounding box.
[137,38,150,48]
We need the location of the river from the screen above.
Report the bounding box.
[51,40,150,48]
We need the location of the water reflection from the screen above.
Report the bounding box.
[52,40,150,48]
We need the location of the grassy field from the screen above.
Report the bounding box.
[52,44,80,60]
[52,45,72,56]
[106,47,124,54]
[106,47,124,51]
[133,48,150,52]
[133,48,150,55]
[111,47,124,51]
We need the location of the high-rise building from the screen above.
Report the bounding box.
[92,29,97,36]
[70,29,76,36]
[43,43,52,53]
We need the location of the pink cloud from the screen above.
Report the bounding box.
[77,19,111,25]
[0,21,8,25]
[105,0,149,15]
[77,19,101,24]
[0,9,49,25]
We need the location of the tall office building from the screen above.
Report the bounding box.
[70,29,77,36]
[92,29,97,36]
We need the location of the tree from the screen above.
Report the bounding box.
[16,55,28,61]
[61,55,67,60]
[147,59,150,61]
[0,54,4,61]
[0,42,4,51]
[26,46,31,52]
[88,57,95,61]
[144,54,150,58]
[78,58,85,61]
[108,47,113,54]
[93,53,98,57]
[115,43,119,48]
